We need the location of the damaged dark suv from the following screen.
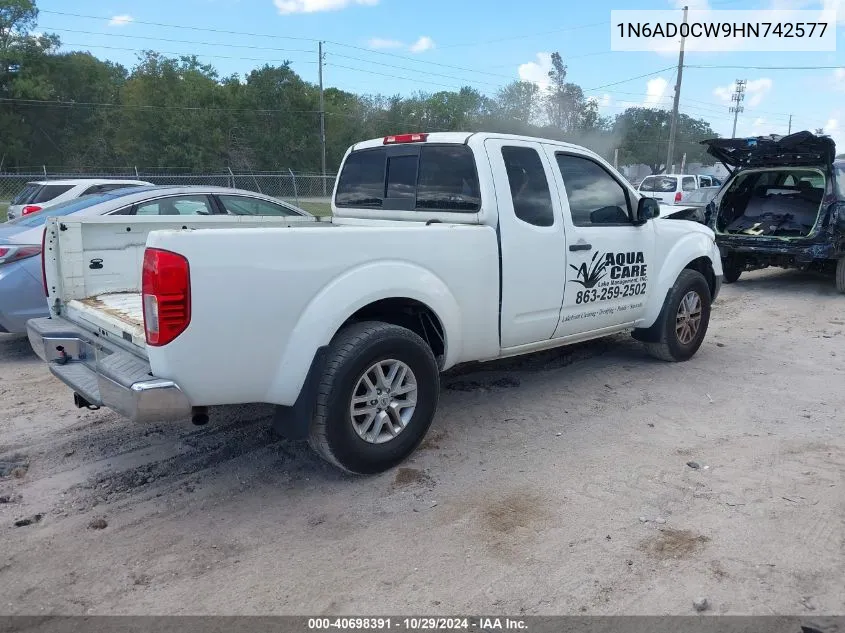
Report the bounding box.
[700,131,845,292]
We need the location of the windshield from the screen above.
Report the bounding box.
[639,176,677,192]
[5,187,145,227]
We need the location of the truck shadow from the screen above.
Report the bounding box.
[0,333,37,362]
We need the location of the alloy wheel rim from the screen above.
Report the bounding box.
[675,290,703,345]
[349,359,418,444]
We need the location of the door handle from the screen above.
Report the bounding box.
[569,243,592,252]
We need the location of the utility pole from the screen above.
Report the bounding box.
[788,114,792,134]
[613,148,619,170]
[730,79,746,138]
[318,41,327,196]
[665,5,688,174]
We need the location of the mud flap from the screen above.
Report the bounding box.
[271,346,329,440]
[631,288,673,344]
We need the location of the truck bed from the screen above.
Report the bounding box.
[69,293,145,346]
[45,215,323,355]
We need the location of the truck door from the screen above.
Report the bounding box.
[485,138,568,349]
[546,148,656,338]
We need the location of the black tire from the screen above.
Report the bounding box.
[836,257,845,294]
[308,321,439,475]
[722,257,743,284]
[644,269,712,362]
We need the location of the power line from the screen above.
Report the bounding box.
[585,66,676,91]
[326,63,472,90]
[59,42,317,65]
[328,52,501,87]
[39,10,319,42]
[38,9,514,80]
[39,26,316,54]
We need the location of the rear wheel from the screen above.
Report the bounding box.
[836,257,845,294]
[722,256,743,284]
[644,269,712,362]
[308,321,439,474]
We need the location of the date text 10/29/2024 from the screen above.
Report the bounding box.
[307,618,528,631]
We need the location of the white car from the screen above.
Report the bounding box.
[638,173,699,205]
[28,132,722,474]
[6,179,152,220]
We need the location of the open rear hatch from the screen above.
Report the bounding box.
[702,131,836,239]
[702,131,835,171]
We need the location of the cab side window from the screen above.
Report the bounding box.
[555,154,631,226]
[501,146,554,227]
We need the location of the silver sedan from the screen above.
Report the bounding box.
[0,186,312,334]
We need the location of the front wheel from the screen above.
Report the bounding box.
[643,269,712,362]
[308,321,440,474]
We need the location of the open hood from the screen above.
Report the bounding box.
[701,131,836,170]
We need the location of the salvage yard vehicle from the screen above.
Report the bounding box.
[0,186,312,333]
[6,179,152,220]
[637,173,699,205]
[702,131,845,291]
[27,132,722,474]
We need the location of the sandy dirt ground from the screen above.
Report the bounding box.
[0,268,843,616]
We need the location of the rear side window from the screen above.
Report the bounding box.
[336,144,481,212]
[30,184,75,203]
[639,176,677,192]
[501,146,554,227]
[682,176,697,191]
[11,183,41,205]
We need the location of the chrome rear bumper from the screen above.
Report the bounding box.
[27,317,192,423]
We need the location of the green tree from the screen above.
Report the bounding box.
[614,107,717,174]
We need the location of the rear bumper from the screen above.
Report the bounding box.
[717,235,842,263]
[27,316,192,423]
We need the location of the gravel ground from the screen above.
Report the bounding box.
[0,267,843,616]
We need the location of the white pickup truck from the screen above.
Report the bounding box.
[28,132,723,474]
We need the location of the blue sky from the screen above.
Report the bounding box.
[35,0,845,149]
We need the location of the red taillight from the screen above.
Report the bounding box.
[383,133,428,145]
[22,205,42,215]
[41,228,48,296]
[0,245,41,266]
[674,191,683,203]
[142,248,190,347]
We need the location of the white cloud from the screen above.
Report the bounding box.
[108,14,133,27]
[833,68,845,90]
[713,78,773,108]
[367,37,403,50]
[518,52,553,91]
[366,36,435,53]
[644,77,669,108]
[409,36,435,53]
[274,0,377,14]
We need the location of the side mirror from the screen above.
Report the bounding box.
[635,197,660,225]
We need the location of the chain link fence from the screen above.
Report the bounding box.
[0,168,337,215]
